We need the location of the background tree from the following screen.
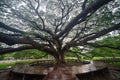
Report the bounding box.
[13,49,48,59]
[0,0,120,64]
[87,34,120,58]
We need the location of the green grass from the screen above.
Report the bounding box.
[92,57,120,65]
[1,58,120,70]
[92,57,114,60]
[0,62,16,69]
[0,59,36,69]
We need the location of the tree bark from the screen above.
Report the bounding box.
[54,53,66,65]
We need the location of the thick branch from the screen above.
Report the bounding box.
[0,32,30,45]
[82,23,120,42]
[0,22,24,33]
[26,37,57,56]
[0,46,35,54]
[82,0,88,10]
[0,22,51,42]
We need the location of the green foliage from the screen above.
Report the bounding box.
[107,62,120,65]
[13,49,47,59]
[0,62,16,69]
[0,59,35,69]
[88,47,120,57]
[65,47,90,60]
[87,35,120,57]
[0,51,14,60]
[0,55,4,60]
[0,49,48,60]
[65,52,74,57]
[96,35,120,47]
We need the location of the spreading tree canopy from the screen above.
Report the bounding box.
[0,0,120,64]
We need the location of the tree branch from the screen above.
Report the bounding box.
[82,0,88,10]
[0,46,35,54]
[28,0,46,29]
[82,23,120,42]
[63,23,120,50]
[0,22,24,33]
[57,0,112,38]
[0,32,30,45]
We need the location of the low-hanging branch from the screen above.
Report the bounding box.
[0,46,35,54]
[0,32,30,45]
[0,22,24,34]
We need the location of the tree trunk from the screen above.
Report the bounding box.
[54,53,66,65]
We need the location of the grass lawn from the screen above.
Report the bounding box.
[0,59,35,70]
[0,62,16,69]
[92,57,120,65]
[1,58,120,70]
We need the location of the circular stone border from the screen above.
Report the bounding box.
[10,61,111,80]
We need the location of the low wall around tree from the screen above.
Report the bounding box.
[9,61,112,80]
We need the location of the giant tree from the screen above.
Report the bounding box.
[0,0,120,65]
